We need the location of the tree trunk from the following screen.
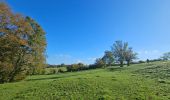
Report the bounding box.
[8,51,24,82]
[127,61,130,66]
[120,61,123,67]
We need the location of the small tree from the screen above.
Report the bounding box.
[102,51,114,67]
[146,59,150,63]
[161,52,170,61]
[125,47,137,66]
[111,41,128,67]
[95,58,105,68]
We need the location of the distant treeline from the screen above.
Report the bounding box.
[47,63,103,72]
[46,58,163,73]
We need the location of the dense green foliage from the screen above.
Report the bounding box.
[0,62,169,100]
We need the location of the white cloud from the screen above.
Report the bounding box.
[76,60,83,63]
[87,57,97,61]
[137,50,161,55]
[47,54,75,65]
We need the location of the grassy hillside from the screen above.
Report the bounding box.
[0,62,170,100]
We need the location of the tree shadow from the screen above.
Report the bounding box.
[26,74,80,82]
[26,68,114,82]
[26,70,98,82]
[107,67,126,72]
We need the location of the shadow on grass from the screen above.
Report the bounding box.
[26,70,100,82]
[107,67,126,72]
[26,74,80,82]
[26,67,127,82]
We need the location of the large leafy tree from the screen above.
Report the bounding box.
[111,41,128,67]
[0,3,33,82]
[0,3,46,83]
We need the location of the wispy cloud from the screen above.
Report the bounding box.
[47,54,98,65]
[47,54,75,65]
[87,57,97,61]
[137,49,163,60]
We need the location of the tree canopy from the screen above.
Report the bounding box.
[111,41,128,67]
[125,47,137,66]
[111,41,137,67]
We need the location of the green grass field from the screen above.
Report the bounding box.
[0,62,170,100]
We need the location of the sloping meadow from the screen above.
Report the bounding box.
[0,62,170,100]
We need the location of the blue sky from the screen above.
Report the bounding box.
[6,0,170,64]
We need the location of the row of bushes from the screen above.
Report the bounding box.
[39,67,66,75]
[66,64,102,72]
[45,63,103,74]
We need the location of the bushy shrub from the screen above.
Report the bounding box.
[45,68,57,75]
[14,72,27,81]
[95,58,105,68]
[89,64,98,69]
[40,69,46,75]
[67,63,88,72]
[58,69,65,73]
[50,69,57,74]
[139,60,145,63]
